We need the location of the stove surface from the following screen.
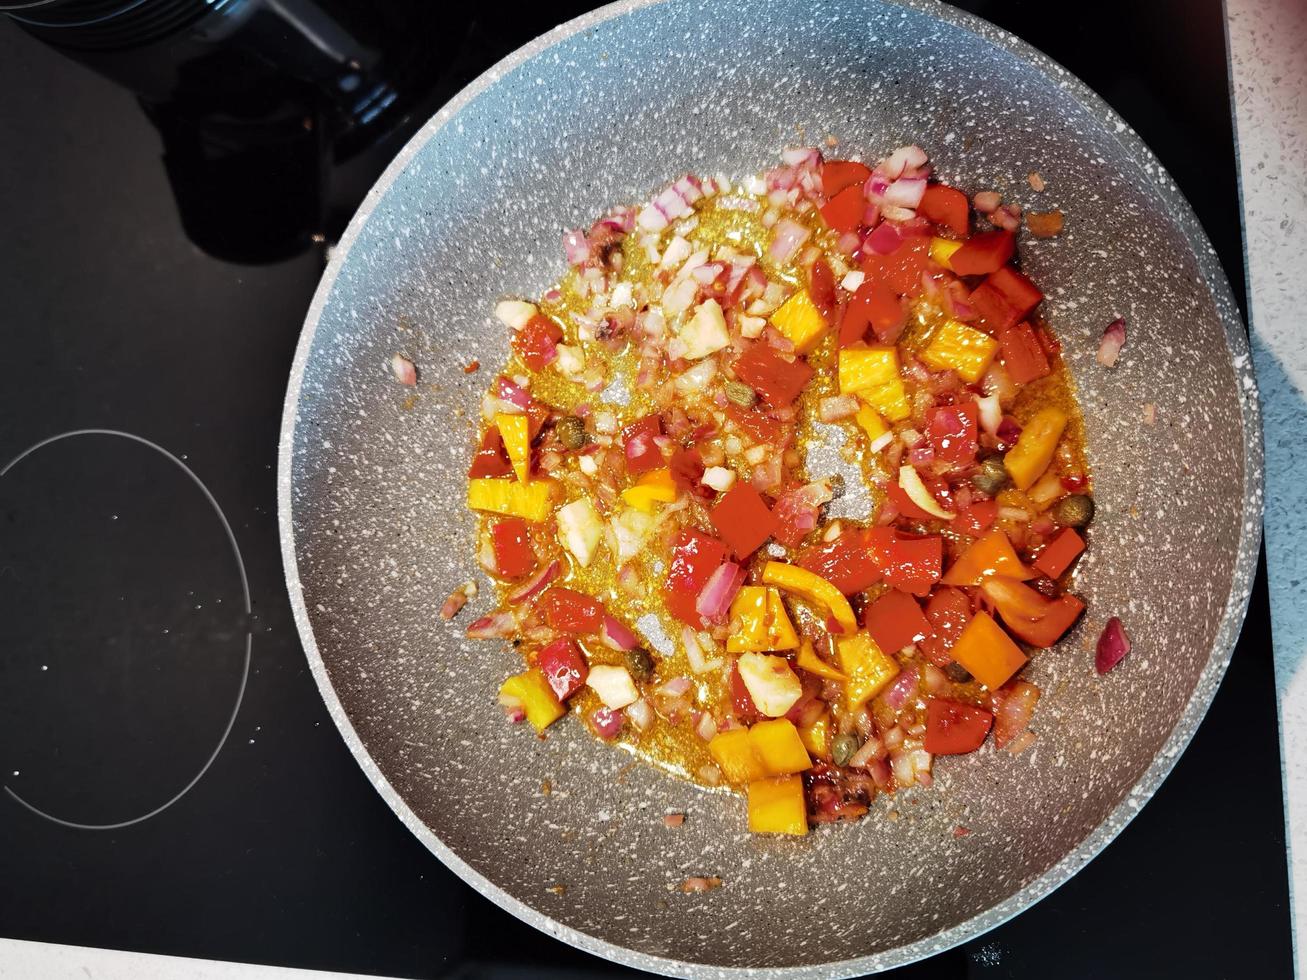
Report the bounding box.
[0,1,1290,978]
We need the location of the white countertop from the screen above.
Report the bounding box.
[3,0,1304,977]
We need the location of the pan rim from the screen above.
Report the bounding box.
[277,0,1265,975]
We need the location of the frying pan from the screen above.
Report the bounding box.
[277,0,1263,974]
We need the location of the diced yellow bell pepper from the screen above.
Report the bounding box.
[769,288,827,354]
[838,346,900,394]
[494,413,532,484]
[747,775,808,835]
[726,586,800,652]
[929,236,963,270]
[798,712,833,761]
[836,632,901,712]
[499,669,565,733]
[620,467,678,513]
[709,728,768,784]
[749,718,811,775]
[856,377,911,422]
[795,640,846,682]
[920,319,999,384]
[855,404,888,446]
[467,478,557,522]
[761,562,858,634]
[950,610,1028,690]
[1003,407,1068,491]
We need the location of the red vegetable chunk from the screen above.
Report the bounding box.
[860,236,931,295]
[537,587,604,634]
[864,589,932,654]
[968,282,1021,334]
[622,414,665,475]
[1034,527,1086,579]
[869,528,942,596]
[797,529,880,595]
[820,184,865,233]
[808,257,838,323]
[952,500,998,536]
[822,160,872,199]
[468,426,513,479]
[927,402,979,466]
[998,321,1053,384]
[921,586,972,666]
[511,314,563,370]
[924,699,993,755]
[729,662,761,724]
[536,638,588,700]
[664,529,727,626]
[710,484,777,558]
[670,447,711,498]
[491,518,536,578]
[950,230,1016,276]
[919,183,970,237]
[987,265,1043,318]
[726,403,784,445]
[734,344,813,408]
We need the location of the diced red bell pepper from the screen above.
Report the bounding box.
[796,529,880,595]
[858,277,907,345]
[1034,527,1086,579]
[987,265,1043,318]
[869,528,942,596]
[511,314,563,370]
[822,160,872,199]
[919,183,970,237]
[860,236,931,295]
[536,638,588,701]
[923,699,994,754]
[808,257,838,323]
[949,230,1016,277]
[468,426,513,479]
[621,414,664,475]
[726,403,785,445]
[820,184,866,233]
[864,589,932,654]
[920,586,972,667]
[669,447,711,499]
[663,529,727,626]
[537,587,604,634]
[952,499,998,537]
[710,484,778,558]
[729,661,761,725]
[968,282,1021,334]
[885,473,953,523]
[927,403,979,467]
[734,343,813,408]
[998,321,1053,385]
[491,518,536,578]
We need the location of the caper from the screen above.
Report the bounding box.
[944,662,973,684]
[971,455,1010,495]
[832,734,859,767]
[555,416,586,450]
[724,380,758,409]
[624,647,655,680]
[1053,493,1095,528]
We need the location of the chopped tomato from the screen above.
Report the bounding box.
[860,236,931,295]
[511,314,563,370]
[710,484,778,557]
[920,586,971,666]
[808,257,838,323]
[949,230,1016,277]
[622,414,664,475]
[864,589,932,654]
[869,528,942,595]
[998,321,1052,384]
[734,343,813,408]
[819,184,865,233]
[537,587,604,633]
[987,265,1043,318]
[664,529,727,625]
[1034,527,1086,579]
[952,501,995,537]
[822,160,872,199]
[670,447,711,499]
[468,426,513,479]
[967,282,1021,334]
[536,638,588,701]
[796,529,880,595]
[726,403,784,445]
[923,699,993,754]
[491,518,536,578]
[942,528,1033,585]
[729,661,761,725]
[919,183,969,237]
[927,403,978,466]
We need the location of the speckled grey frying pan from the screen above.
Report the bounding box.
[277,0,1263,974]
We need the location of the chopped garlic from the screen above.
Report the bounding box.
[702,466,736,492]
[556,498,604,567]
[587,665,639,710]
[494,300,537,330]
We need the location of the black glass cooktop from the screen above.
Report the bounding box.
[0,1,1290,977]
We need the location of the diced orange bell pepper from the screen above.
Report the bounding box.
[981,577,1086,648]
[836,632,900,711]
[495,412,532,484]
[709,728,769,784]
[920,319,999,383]
[795,639,847,682]
[761,562,858,634]
[468,478,558,522]
[499,669,565,733]
[838,346,900,394]
[949,230,1016,276]
[920,183,970,237]
[950,611,1027,690]
[798,712,833,761]
[770,288,828,354]
[749,718,812,775]
[1004,407,1068,491]
[726,586,800,652]
[747,775,808,835]
[942,529,1034,586]
[620,467,678,512]
[1034,527,1086,579]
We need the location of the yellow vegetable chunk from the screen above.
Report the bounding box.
[494,413,532,484]
[838,346,900,394]
[798,712,833,761]
[761,562,858,634]
[930,236,964,270]
[836,632,901,711]
[1003,407,1069,491]
[749,718,811,775]
[795,640,846,682]
[726,586,799,652]
[855,404,888,447]
[499,669,564,733]
[620,467,678,513]
[747,775,808,835]
[921,319,999,383]
[736,652,803,717]
[709,728,768,784]
[951,610,1028,690]
[769,288,828,354]
[467,478,557,522]
[856,377,911,422]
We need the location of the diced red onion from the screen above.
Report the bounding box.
[658,677,693,698]
[836,230,862,255]
[818,394,860,422]
[992,681,1040,748]
[882,145,928,180]
[867,757,892,789]
[996,416,1023,446]
[507,560,560,605]
[495,376,532,410]
[883,725,906,752]
[879,204,917,223]
[865,173,891,199]
[591,706,624,740]
[973,190,1002,214]
[390,353,417,386]
[990,203,1022,231]
[663,812,685,828]
[909,445,935,468]
[782,146,821,168]
[882,176,926,210]
[1097,318,1126,367]
[768,218,811,263]
[694,711,719,741]
[691,262,724,285]
[864,221,902,256]
[466,611,517,639]
[696,561,746,623]
[1006,730,1037,755]
[599,614,640,651]
[976,393,1002,437]
[1096,617,1131,674]
[882,667,919,711]
[849,735,885,768]
[627,698,655,732]
[923,664,948,695]
[562,229,591,266]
